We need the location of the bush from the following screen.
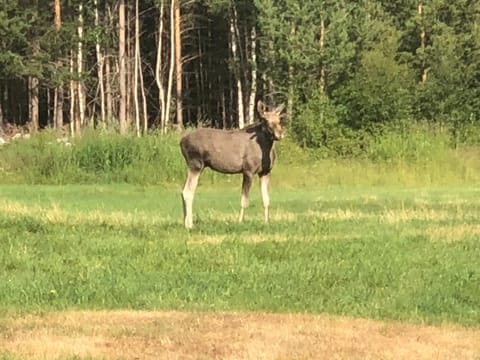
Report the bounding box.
[334,49,414,128]
[292,92,370,158]
[293,92,339,150]
[366,121,451,163]
[0,130,186,185]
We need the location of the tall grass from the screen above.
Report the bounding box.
[0,130,185,185]
[0,126,479,187]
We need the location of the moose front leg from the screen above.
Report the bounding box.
[182,169,201,229]
[239,172,253,222]
[259,174,270,223]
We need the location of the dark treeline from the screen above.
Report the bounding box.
[0,0,479,147]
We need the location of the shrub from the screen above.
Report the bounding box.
[0,130,185,185]
[292,92,370,158]
[366,121,451,163]
[335,49,414,129]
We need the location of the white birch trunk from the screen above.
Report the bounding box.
[94,0,106,125]
[119,0,127,134]
[319,17,326,93]
[77,4,86,129]
[105,4,113,124]
[29,76,39,133]
[230,6,244,129]
[155,1,167,132]
[418,0,428,82]
[247,26,257,125]
[165,0,176,132]
[134,0,141,137]
[174,0,183,129]
[53,0,63,130]
[139,59,148,134]
[69,51,77,136]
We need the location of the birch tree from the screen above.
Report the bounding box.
[94,0,106,125]
[134,0,141,136]
[164,0,176,131]
[247,26,257,125]
[77,3,86,129]
[118,0,127,134]
[229,3,244,128]
[174,0,183,129]
[155,0,167,132]
[53,0,63,130]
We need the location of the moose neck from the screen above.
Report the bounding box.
[242,122,276,149]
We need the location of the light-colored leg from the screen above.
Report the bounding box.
[259,174,270,223]
[182,169,201,229]
[239,173,253,222]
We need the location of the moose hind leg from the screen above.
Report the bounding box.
[239,173,253,222]
[259,174,270,223]
[182,169,201,229]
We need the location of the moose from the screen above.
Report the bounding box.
[180,100,285,229]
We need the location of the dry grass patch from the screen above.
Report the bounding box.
[270,210,297,221]
[0,199,173,228]
[381,208,451,223]
[188,234,226,245]
[427,224,480,243]
[1,310,479,360]
[188,233,288,244]
[306,209,372,221]
[241,233,288,243]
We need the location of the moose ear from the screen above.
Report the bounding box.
[274,103,285,114]
[257,100,266,117]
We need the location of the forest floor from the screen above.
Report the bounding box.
[1,310,480,359]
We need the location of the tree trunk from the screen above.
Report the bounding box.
[94,0,106,125]
[319,16,326,93]
[105,3,114,125]
[418,0,428,82]
[77,3,86,129]
[174,0,183,129]
[229,4,244,129]
[28,76,39,133]
[53,88,63,130]
[70,50,81,136]
[105,55,113,125]
[127,4,133,129]
[139,56,148,134]
[119,0,127,134]
[247,26,257,125]
[29,34,40,133]
[155,0,167,132]
[54,0,63,130]
[0,84,3,126]
[134,0,141,136]
[287,24,296,124]
[165,0,176,132]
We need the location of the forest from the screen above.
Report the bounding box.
[0,0,479,152]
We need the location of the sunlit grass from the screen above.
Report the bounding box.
[0,184,479,327]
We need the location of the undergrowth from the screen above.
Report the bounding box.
[0,126,479,187]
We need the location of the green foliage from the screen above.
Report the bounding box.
[1,128,479,187]
[1,185,479,325]
[366,122,451,163]
[291,91,366,157]
[293,92,339,149]
[335,48,414,128]
[0,131,186,185]
[1,0,480,144]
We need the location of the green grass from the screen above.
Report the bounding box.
[0,184,479,326]
[1,130,480,187]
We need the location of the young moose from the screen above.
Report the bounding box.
[180,100,285,229]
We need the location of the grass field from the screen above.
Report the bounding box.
[1,183,479,328]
